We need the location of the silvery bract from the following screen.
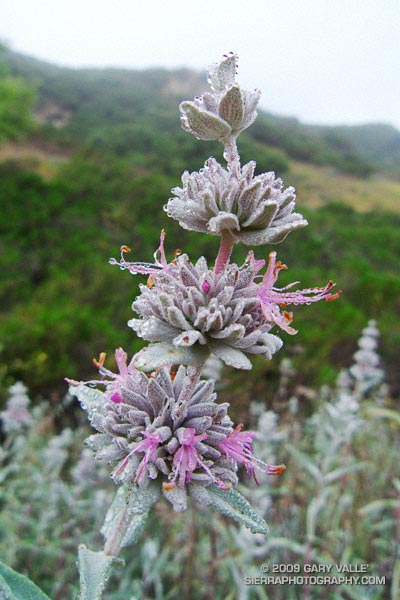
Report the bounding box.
[179,52,260,144]
[129,254,283,370]
[165,157,308,245]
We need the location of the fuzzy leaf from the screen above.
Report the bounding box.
[236,217,308,245]
[77,546,121,600]
[101,486,151,548]
[0,562,50,600]
[208,212,240,234]
[240,200,278,229]
[207,341,252,370]
[174,330,203,347]
[218,85,244,128]
[134,342,209,371]
[286,444,321,480]
[126,482,161,515]
[208,53,237,91]
[190,484,268,534]
[180,102,231,141]
[363,406,400,426]
[358,498,400,517]
[306,487,334,540]
[70,385,104,418]
[261,536,309,556]
[162,485,188,511]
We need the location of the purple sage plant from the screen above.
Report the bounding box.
[69,52,340,596]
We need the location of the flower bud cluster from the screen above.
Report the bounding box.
[179,52,260,145]
[165,157,307,245]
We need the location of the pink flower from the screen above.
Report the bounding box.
[113,430,164,480]
[109,229,171,280]
[254,251,341,334]
[132,431,164,482]
[171,428,211,487]
[94,347,136,388]
[67,347,136,389]
[110,392,123,403]
[219,424,286,483]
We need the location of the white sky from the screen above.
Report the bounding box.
[0,0,399,129]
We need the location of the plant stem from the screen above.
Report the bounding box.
[214,230,235,275]
[223,139,240,167]
[177,365,203,405]
[103,504,132,556]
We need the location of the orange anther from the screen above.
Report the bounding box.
[163,482,176,491]
[269,464,286,476]
[325,290,342,302]
[93,352,106,368]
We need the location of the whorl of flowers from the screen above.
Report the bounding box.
[76,349,284,512]
[165,157,307,245]
[112,234,339,371]
[129,252,283,370]
[168,52,307,246]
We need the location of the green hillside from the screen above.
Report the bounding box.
[7,46,400,178]
[0,48,399,402]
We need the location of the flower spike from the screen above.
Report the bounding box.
[69,52,341,533]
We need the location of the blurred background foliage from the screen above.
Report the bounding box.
[0,44,399,408]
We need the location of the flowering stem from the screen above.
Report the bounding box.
[103,504,132,556]
[223,139,240,167]
[172,364,204,425]
[178,365,203,405]
[214,230,235,275]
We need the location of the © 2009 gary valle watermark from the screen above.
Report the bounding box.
[244,562,385,587]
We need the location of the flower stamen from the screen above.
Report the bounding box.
[257,251,341,334]
[219,424,286,482]
[109,229,170,276]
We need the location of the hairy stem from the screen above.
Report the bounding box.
[214,229,235,275]
[223,139,240,167]
[177,365,203,405]
[103,504,132,556]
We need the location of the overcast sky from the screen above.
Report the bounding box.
[1,0,399,130]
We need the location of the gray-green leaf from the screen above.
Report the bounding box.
[101,486,152,549]
[77,546,121,600]
[126,482,160,515]
[0,561,50,600]
[69,385,104,418]
[190,484,268,534]
[134,342,209,371]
